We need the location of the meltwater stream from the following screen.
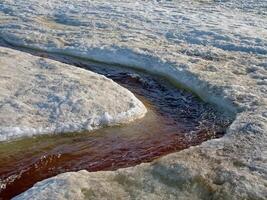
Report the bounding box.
[0,48,232,199]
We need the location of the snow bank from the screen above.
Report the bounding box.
[0,47,146,142]
[0,0,266,199]
[1,0,266,113]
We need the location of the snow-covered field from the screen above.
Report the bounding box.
[1,0,267,112]
[0,0,266,199]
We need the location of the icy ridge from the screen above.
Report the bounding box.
[0,47,147,142]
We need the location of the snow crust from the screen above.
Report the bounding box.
[0,0,266,199]
[0,0,267,113]
[0,47,146,142]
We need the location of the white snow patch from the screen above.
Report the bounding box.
[0,47,147,142]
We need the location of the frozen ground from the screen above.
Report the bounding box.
[0,0,266,199]
[0,47,146,142]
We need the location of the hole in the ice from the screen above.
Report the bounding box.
[53,13,88,27]
[0,45,233,199]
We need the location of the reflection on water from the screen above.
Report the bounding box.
[0,51,232,199]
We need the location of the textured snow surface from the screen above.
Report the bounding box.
[0,0,266,199]
[0,47,146,142]
[1,0,267,112]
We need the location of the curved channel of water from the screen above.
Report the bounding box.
[0,47,232,199]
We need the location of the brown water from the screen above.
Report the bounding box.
[0,49,232,199]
